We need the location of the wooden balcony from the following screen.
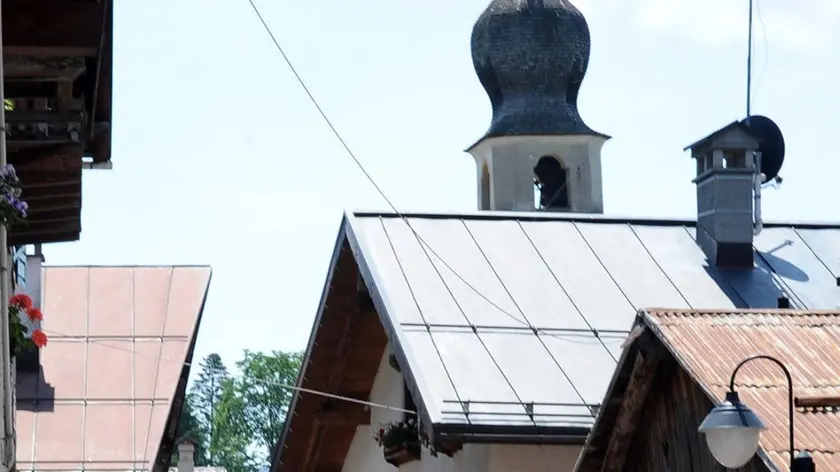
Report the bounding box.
[3,0,113,245]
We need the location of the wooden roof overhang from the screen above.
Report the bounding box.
[4,0,113,245]
[270,228,389,472]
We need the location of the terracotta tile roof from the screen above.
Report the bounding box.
[15,266,212,472]
[643,308,840,472]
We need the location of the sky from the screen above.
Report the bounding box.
[43,0,840,372]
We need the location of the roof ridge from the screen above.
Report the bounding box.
[645,308,840,316]
[348,210,840,228]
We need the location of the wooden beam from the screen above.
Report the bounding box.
[6,110,84,125]
[298,419,325,472]
[795,396,840,408]
[3,0,102,52]
[5,81,58,99]
[600,350,661,472]
[302,291,361,472]
[9,143,84,168]
[25,205,81,220]
[315,401,370,426]
[9,229,79,246]
[22,191,80,202]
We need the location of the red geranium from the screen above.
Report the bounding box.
[7,294,46,355]
[26,307,43,322]
[30,329,47,348]
[10,293,32,310]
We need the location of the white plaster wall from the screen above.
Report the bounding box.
[468,134,607,213]
[341,346,582,472]
[489,444,582,472]
[342,346,404,472]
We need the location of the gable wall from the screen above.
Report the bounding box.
[623,363,770,472]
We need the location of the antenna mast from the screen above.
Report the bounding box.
[746,0,754,126]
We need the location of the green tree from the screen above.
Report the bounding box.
[210,378,256,472]
[215,350,303,469]
[170,393,210,466]
[190,353,230,463]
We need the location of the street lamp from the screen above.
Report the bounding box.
[698,355,816,471]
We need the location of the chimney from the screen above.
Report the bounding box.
[684,122,761,267]
[177,437,196,472]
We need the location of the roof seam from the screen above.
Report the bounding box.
[516,220,617,361]
[794,227,840,278]
[627,223,693,309]
[460,218,583,413]
[571,221,637,312]
[80,266,91,463]
[377,216,466,417]
[139,266,175,470]
[131,267,137,469]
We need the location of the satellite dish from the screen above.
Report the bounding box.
[740,115,785,182]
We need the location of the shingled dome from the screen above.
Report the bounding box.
[471,0,601,138]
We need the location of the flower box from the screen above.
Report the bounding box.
[384,441,421,467]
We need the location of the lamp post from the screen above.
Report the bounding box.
[698,355,816,471]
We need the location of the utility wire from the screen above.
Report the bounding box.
[242,0,620,366]
[750,0,769,109]
[40,327,416,415]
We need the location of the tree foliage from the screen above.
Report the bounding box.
[170,394,209,466]
[172,350,303,471]
[189,353,230,464]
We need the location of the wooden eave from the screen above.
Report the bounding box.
[3,0,114,245]
[271,237,389,472]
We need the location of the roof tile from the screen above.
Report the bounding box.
[645,308,840,471]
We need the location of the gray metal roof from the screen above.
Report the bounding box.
[344,211,840,435]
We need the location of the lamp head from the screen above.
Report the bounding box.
[698,391,766,468]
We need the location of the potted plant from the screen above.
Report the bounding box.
[0,164,27,226]
[0,164,40,357]
[8,293,47,357]
[374,418,437,467]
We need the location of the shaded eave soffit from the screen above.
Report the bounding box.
[270,214,439,468]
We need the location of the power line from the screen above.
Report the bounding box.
[39,327,415,415]
[242,0,619,366]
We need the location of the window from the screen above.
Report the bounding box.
[480,162,491,210]
[534,156,569,209]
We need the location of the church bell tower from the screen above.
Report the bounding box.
[467,0,610,213]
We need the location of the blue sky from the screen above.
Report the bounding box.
[44,0,840,370]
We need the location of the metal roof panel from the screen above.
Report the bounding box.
[347,213,840,431]
[15,266,211,472]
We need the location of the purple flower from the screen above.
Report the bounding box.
[0,165,16,181]
[13,199,27,217]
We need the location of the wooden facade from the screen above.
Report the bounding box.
[577,330,772,472]
[3,0,113,245]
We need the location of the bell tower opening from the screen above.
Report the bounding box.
[480,162,491,210]
[534,156,569,210]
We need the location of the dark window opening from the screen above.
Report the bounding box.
[404,381,417,419]
[480,163,491,210]
[534,156,569,209]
